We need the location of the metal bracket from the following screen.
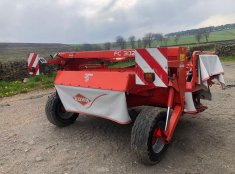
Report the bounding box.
[39,57,47,64]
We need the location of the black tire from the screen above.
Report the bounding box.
[131,107,168,165]
[128,108,141,122]
[45,92,78,127]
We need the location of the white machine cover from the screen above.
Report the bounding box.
[184,92,197,113]
[55,85,131,124]
[199,55,225,88]
[184,54,225,113]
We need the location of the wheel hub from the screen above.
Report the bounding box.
[57,103,74,119]
[152,128,166,154]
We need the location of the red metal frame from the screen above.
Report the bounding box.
[31,48,218,143]
[57,49,135,60]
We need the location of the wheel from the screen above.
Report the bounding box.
[131,107,168,165]
[45,92,78,127]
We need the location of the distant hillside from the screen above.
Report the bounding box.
[166,23,235,37]
[0,43,79,62]
[158,28,235,46]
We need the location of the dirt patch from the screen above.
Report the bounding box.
[0,63,234,174]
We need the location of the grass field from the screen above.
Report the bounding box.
[0,74,55,97]
[220,55,235,62]
[109,59,135,68]
[0,43,78,62]
[153,28,235,46]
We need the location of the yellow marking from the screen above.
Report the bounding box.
[180,54,185,61]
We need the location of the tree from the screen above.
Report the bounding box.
[116,36,126,49]
[104,42,111,50]
[142,37,148,48]
[174,34,180,45]
[128,36,136,48]
[163,36,169,46]
[153,33,163,46]
[92,44,102,51]
[143,33,154,47]
[80,44,93,51]
[203,32,210,43]
[137,39,142,48]
[195,32,203,43]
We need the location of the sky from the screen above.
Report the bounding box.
[0,0,235,44]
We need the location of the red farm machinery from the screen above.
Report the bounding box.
[27,47,225,164]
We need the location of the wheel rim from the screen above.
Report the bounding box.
[151,126,165,154]
[57,102,74,119]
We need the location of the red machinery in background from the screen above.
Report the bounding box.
[27,47,225,164]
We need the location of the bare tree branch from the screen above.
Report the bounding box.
[116,36,126,49]
[128,36,136,49]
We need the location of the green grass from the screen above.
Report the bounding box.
[0,74,55,97]
[109,59,135,68]
[151,28,235,47]
[220,55,235,62]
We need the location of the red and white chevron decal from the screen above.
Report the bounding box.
[135,48,168,87]
[27,53,40,75]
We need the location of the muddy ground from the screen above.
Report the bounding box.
[0,62,234,174]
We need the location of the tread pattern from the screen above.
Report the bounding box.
[131,107,168,165]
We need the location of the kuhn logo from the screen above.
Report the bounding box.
[73,93,91,106]
[73,93,108,108]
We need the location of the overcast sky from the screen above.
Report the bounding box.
[0,0,235,44]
